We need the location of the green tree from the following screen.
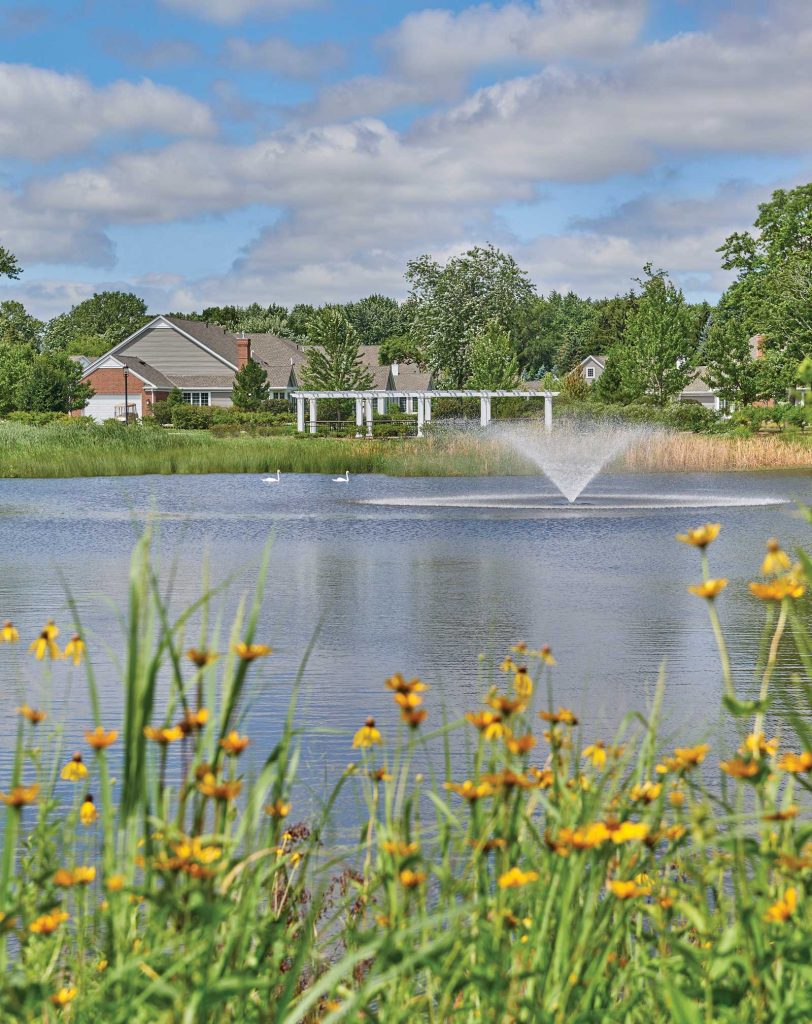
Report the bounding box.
[466,320,520,389]
[702,308,768,406]
[232,359,271,411]
[592,293,639,355]
[343,295,410,347]
[0,301,43,347]
[43,291,149,352]
[287,303,317,339]
[615,266,695,406]
[378,334,423,366]
[301,309,373,391]
[592,347,636,404]
[0,244,21,280]
[406,245,536,387]
[6,349,93,413]
[0,342,34,415]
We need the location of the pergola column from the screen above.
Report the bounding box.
[355,398,364,437]
[544,393,553,431]
[296,396,305,433]
[416,397,425,437]
[424,398,432,423]
[364,396,374,438]
[480,395,491,427]
[309,397,317,435]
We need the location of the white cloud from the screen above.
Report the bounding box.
[225,35,345,79]
[160,0,320,24]
[0,64,215,159]
[0,187,113,268]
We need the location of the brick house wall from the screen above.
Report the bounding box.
[73,366,168,418]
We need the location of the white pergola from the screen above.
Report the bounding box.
[291,390,559,437]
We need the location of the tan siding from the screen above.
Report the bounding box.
[210,391,233,408]
[120,328,234,375]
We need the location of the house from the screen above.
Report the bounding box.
[578,355,606,383]
[578,353,727,410]
[79,314,430,421]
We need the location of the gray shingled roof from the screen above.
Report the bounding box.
[681,368,716,396]
[118,357,175,390]
[261,365,298,388]
[392,362,431,391]
[165,374,235,389]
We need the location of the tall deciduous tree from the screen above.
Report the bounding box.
[406,245,536,387]
[466,320,520,389]
[301,309,373,391]
[702,307,768,406]
[0,244,21,280]
[615,266,695,406]
[43,291,149,352]
[232,359,271,411]
[0,300,43,347]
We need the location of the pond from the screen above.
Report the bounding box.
[0,470,809,817]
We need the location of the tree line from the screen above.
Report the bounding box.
[0,183,810,413]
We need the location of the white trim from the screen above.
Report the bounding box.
[85,354,163,391]
[84,315,238,376]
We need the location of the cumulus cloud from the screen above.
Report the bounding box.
[160,0,320,24]
[225,35,345,79]
[0,64,215,159]
[0,187,113,268]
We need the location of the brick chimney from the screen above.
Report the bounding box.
[749,334,765,360]
[236,332,251,369]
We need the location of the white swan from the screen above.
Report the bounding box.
[262,470,281,483]
[333,470,350,483]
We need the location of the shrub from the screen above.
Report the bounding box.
[170,404,215,429]
[663,402,720,432]
[4,410,71,426]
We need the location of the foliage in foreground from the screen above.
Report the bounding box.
[0,524,811,1022]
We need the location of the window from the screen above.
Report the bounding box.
[586,367,595,379]
[271,391,288,401]
[182,392,210,406]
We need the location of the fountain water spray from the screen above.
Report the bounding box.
[494,419,658,503]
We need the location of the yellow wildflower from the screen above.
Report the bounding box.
[401,706,427,729]
[607,879,650,899]
[505,732,536,755]
[186,648,218,667]
[688,579,728,599]
[741,733,779,758]
[676,523,720,548]
[50,987,78,1007]
[762,539,792,576]
[29,909,69,934]
[384,674,427,695]
[232,642,272,661]
[55,865,95,886]
[143,725,184,744]
[61,752,88,782]
[487,693,525,715]
[197,773,242,801]
[465,710,505,740]
[583,742,607,769]
[382,840,419,857]
[79,794,97,826]
[500,656,517,673]
[630,781,662,804]
[539,707,578,725]
[17,704,46,724]
[352,717,382,748]
[513,667,533,697]
[778,751,812,774]
[444,779,494,801]
[265,799,291,818]
[749,577,805,601]
[498,867,539,889]
[179,708,209,734]
[763,805,798,822]
[85,726,118,750]
[0,783,39,806]
[764,887,797,923]
[394,691,423,710]
[607,821,649,844]
[105,875,125,892]
[220,731,250,756]
[29,620,60,660]
[557,823,610,850]
[63,634,85,666]
[399,868,426,888]
[720,758,760,779]
[0,620,19,643]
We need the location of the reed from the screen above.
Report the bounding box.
[624,430,812,472]
[0,525,810,1022]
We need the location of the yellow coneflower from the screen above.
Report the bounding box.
[173,837,222,865]
[764,887,797,923]
[61,752,88,782]
[497,867,539,889]
[529,766,554,788]
[186,648,219,667]
[382,840,419,857]
[630,781,662,804]
[0,783,39,806]
[465,711,505,740]
[762,538,792,576]
[85,726,118,750]
[444,779,494,801]
[607,879,650,900]
[536,644,556,666]
[105,875,125,892]
[482,770,535,791]
[220,731,250,756]
[556,823,610,851]
[607,821,649,844]
[143,725,184,744]
[778,751,812,773]
[500,656,517,673]
[399,868,426,888]
[688,578,728,599]
[369,767,392,782]
[657,743,710,775]
[352,717,382,748]
[394,691,423,710]
[63,634,85,666]
[179,708,209,735]
[0,621,19,643]
[763,805,798,822]
[29,909,69,934]
[676,523,721,548]
[197,772,242,800]
[29,620,60,660]
[487,693,526,716]
[505,732,536,755]
[232,642,272,661]
[539,707,578,725]
[17,703,46,724]
[513,667,533,697]
[50,986,78,1007]
[740,732,779,757]
[749,577,805,601]
[720,758,761,779]
[583,742,607,769]
[400,707,427,729]
[79,794,97,826]
[54,866,95,887]
[265,799,291,818]
[384,674,427,695]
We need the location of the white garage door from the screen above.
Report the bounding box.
[84,394,142,422]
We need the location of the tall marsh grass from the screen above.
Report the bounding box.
[0,524,811,1021]
[623,431,812,472]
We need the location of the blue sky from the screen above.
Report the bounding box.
[0,0,809,317]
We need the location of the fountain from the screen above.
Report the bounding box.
[494,418,655,503]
